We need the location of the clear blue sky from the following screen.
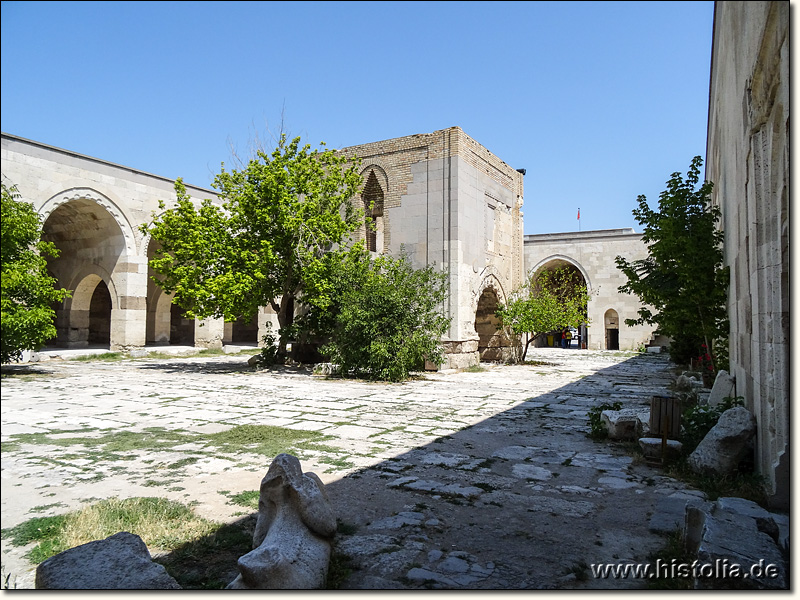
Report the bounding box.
[1,0,714,235]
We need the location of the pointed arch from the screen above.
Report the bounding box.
[360,167,386,253]
[528,254,592,293]
[39,187,138,255]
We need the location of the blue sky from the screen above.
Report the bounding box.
[1,1,714,235]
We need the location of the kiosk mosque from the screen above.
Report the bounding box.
[0,127,656,366]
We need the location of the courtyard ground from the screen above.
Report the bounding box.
[1,347,703,589]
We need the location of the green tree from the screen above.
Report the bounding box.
[141,135,363,357]
[1,183,71,363]
[303,247,450,381]
[615,156,728,368]
[497,267,590,362]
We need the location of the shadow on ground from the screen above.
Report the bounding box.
[151,352,679,590]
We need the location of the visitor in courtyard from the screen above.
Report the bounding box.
[566,328,573,348]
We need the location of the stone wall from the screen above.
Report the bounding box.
[523,229,658,351]
[705,1,789,508]
[0,134,222,351]
[340,127,525,367]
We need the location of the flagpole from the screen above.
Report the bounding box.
[578,207,581,232]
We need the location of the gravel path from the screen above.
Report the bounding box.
[1,348,699,589]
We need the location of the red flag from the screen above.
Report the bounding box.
[577,208,580,220]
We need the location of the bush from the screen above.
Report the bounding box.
[587,401,623,440]
[680,396,744,453]
[310,249,449,382]
[1,183,70,362]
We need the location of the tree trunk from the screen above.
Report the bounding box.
[275,294,295,359]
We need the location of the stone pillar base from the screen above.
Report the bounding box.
[439,339,480,370]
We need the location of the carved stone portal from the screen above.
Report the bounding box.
[227,454,336,589]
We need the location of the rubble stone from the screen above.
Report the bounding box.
[35,532,181,590]
[688,406,756,476]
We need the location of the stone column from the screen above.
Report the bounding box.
[110,256,148,350]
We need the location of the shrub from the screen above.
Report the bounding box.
[680,396,744,453]
[310,249,449,382]
[587,401,623,440]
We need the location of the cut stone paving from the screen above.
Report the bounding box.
[1,348,724,589]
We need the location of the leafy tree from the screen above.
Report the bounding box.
[302,247,450,381]
[1,183,71,363]
[141,135,363,357]
[497,267,590,362]
[615,156,728,368]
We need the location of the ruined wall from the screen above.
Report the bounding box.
[705,0,789,508]
[523,229,658,351]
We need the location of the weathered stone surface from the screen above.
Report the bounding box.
[687,502,787,589]
[688,406,756,476]
[638,437,682,461]
[227,454,336,590]
[648,494,706,535]
[600,409,643,440]
[715,497,779,543]
[707,370,736,408]
[35,532,181,590]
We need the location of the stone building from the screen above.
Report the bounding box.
[705,0,789,508]
[524,228,660,351]
[339,127,525,367]
[2,125,658,367]
[1,128,528,367]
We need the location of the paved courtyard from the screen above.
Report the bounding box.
[1,347,704,589]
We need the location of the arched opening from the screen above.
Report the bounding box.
[145,239,183,345]
[605,309,620,350]
[230,313,259,344]
[170,303,195,346]
[88,280,112,346]
[41,197,127,348]
[362,170,384,252]
[475,287,508,361]
[530,259,589,349]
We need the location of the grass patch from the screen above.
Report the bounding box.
[586,401,622,440]
[645,529,694,589]
[2,497,255,589]
[69,352,126,362]
[206,424,333,457]
[226,490,260,510]
[2,498,220,564]
[664,461,768,506]
[5,424,336,467]
[167,457,200,470]
[325,551,353,589]
[464,365,486,373]
[318,456,355,470]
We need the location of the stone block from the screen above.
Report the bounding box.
[638,437,682,461]
[35,532,181,589]
[688,406,756,476]
[687,501,787,589]
[600,409,643,440]
[708,370,736,407]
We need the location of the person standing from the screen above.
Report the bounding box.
[566,328,573,349]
